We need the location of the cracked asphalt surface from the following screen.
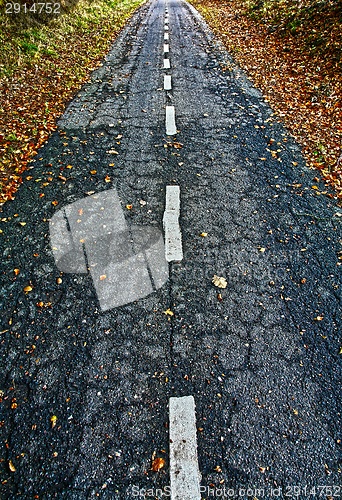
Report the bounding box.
[1,0,342,497]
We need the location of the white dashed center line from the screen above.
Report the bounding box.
[164,43,169,53]
[169,396,201,499]
[165,24,169,30]
[164,58,171,69]
[163,185,183,261]
[164,32,169,40]
[164,75,172,90]
[165,105,177,137]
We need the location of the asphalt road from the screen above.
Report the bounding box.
[1,0,341,498]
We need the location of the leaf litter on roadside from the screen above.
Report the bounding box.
[190,0,342,202]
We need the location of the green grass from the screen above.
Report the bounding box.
[0,0,145,79]
[0,0,146,203]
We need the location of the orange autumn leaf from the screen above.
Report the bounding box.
[151,457,165,471]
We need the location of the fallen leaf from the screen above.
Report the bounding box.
[126,204,133,210]
[151,457,165,471]
[163,308,174,316]
[14,268,20,275]
[24,285,33,292]
[212,275,227,289]
[90,170,97,175]
[99,275,107,281]
[51,200,58,206]
[258,247,266,253]
[200,232,208,237]
[9,460,16,472]
[104,175,111,183]
[50,415,57,428]
[56,277,62,284]
[314,316,324,321]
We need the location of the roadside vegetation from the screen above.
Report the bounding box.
[189,0,342,201]
[0,0,145,204]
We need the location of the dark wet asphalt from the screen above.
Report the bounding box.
[0,0,341,498]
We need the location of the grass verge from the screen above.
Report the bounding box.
[189,0,342,201]
[0,0,145,204]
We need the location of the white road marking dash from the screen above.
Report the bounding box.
[164,44,169,53]
[169,396,201,499]
[163,185,182,261]
[164,75,172,90]
[164,32,169,40]
[165,106,177,136]
[164,58,171,69]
